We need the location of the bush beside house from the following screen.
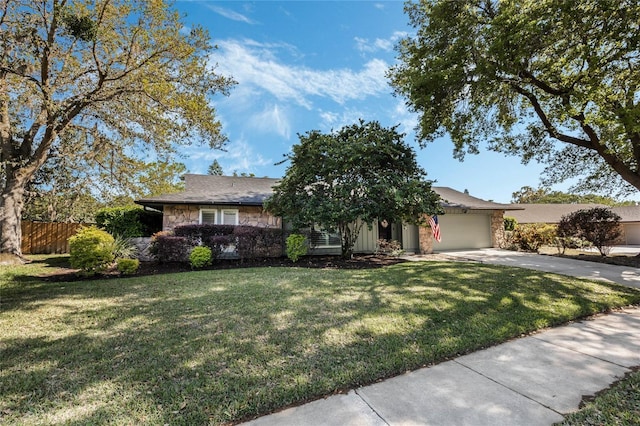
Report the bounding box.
[150,224,284,264]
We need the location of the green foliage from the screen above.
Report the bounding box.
[68,227,115,275]
[189,246,213,269]
[116,258,140,275]
[391,0,640,195]
[95,207,144,237]
[511,186,634,205]
[558,208,622,256]
[0,0,235,256]
[208,159,224,176]
[286,234,308,262]
[265,120,442,258]
[95,206,162,237]
[503,217,518,231]
[110,235,139,259]
[512,224,557,253]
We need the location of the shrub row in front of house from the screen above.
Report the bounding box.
[149,224,284,264]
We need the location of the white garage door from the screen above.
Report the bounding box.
[433,213,492,251]
[623,223,640,245]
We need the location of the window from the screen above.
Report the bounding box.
[199,208,238,225]
[310,224,341,248]
[221,209,239,225]
[200,209,217,224]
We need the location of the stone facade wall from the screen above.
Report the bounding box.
[163,205,200,230]
[238,206,281,228]
[491,210,506,248]
[162,204,281,231]
[418,215,434,254]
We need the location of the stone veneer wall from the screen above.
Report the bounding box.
[162,204,281,231]
[491,210,506,248]
[418,214,434,254]
[238,206,281,228]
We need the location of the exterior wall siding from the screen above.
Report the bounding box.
[163,204,281,231]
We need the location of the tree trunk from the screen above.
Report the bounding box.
[0,175,28,258]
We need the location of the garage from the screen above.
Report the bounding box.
[433,213,492,251]
[623,224,640,245]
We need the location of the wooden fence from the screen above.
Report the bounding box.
[21,221,84,254]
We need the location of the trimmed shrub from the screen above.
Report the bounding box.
[189,246,213,269]
[69,226,115,275]
[234,226,261,261]
[512,224,556,252]
[256,228,284,257]
[149,232,191,263]
[207,235,233,260]
[116,258,140,275]
[234,226,284,260]
[174,224,235,246]
[286,234,307,262]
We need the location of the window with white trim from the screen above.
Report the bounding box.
[200,209,217,224]
[199,208,239,225]
[220,209,239,225]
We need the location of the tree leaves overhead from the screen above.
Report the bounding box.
[264,120,442,258]
[390,0,640,196]
[0,0,235,256]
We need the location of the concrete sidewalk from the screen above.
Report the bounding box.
[241,251,640,426]
[242,307,640,426]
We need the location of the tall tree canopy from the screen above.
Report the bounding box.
[390,0,640,197]
[510,185,636,205]
[0,0,234,259]
[264,120,442,258]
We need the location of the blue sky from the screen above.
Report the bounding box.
[173,0,554,203]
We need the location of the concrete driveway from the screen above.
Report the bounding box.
[439,248,640,289]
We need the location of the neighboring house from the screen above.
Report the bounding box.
[507,204,640,245]
[136,174,520,254]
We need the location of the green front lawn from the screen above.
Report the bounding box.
[557,369,640,425]
[2,256,639,425]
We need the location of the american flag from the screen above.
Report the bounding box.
[428,215,441,242]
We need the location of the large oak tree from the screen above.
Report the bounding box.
[264,120,442,258]
[0,0,234,260]
[390,0,640,196]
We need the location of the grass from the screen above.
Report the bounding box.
[556,369,640,425]
[2,255,640,425]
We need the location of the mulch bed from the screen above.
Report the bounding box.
[42,254,408,282]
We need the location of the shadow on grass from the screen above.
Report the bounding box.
[2,262,640,425]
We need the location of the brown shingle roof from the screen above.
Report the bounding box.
[136,175,517,211]
[137,175,280,207]
[434,186,520,210]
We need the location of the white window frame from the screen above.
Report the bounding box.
[199,208,239,225]
[199,209,218,225]
[220,209,239,226]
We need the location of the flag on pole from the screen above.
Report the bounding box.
[428,215,441,242]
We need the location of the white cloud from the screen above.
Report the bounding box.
[209,39,390,109]
[205,5,255,24]
[183,138,272,175]
[354,31,408,53]
[249,104,292,139]
[390,99,419,138]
